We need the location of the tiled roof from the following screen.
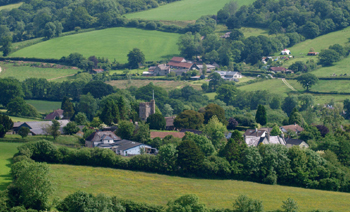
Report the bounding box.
[113,139,150,151]
[167,62,193,69]
[86,131,121,142]
[45,109,64,120]
[281,124,304,132]
[170,57,185,62]
[165,117,175,127]
[150,131,185,139]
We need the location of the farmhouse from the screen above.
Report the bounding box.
[147,64,170,76]
[44,109,64,120]
[197,64,216,72]
[281,49,291,55]
[280,124,304,134]
[85,131,121,148]
[167,57,199,71]
[285,138,309,148]
[16,120,70,135]
[215,71,242,81]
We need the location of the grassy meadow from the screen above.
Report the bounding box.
[238,79,303,95]
[26,100,62,114]
[10,28,181,63]
[0,2,22,11]
[50,164,350,211]
[125,0,256,21]
[0,142,21,190]
[311,56,350,77]
[0,62,79,81]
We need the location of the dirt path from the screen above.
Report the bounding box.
[282,78,296,91]
[47,74,75,81]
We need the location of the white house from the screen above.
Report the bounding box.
[281,49,291,55]
[215,71,243,81]
[111,140,156,156]
[244,128,285,147]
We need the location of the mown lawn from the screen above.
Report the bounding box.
[0,2,22,11]
[0,142,21,190]
[125,0,256,21]
[25,100,62,114]
[0,62,79,81]
[10,28,181,63]
[49,164,350,211]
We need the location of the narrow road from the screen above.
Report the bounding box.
[282,78,296,91]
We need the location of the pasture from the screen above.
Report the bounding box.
[0,2,22,11]
[0,62,80,81]
[26,100,62,114]
[49,164,350,211]
[311,57,350,77]
[238,79,303,95]
[10,28,181,63]
[0,142,21,190]
[125,0,256,21]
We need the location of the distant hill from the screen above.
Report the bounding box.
[10,28,180,63]
[126,0,256,21]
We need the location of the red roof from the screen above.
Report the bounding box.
[170,57,185,63]
[150,131,185,139]
[270,67,287,71]
[167,62,193,69]
[45,109,64,120]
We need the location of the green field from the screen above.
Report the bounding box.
[0,142,21,190]
[26,100,62,114]
[126,0,256,21]
[0,2,22,11]
[0,62,80,81]
[50,164,350,211]
[311,56,350,77]
[238,79,303,95]
[10,28,181,63]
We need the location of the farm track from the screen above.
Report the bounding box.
[47,74,75,81]
[282,78,296,91]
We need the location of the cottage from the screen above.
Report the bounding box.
[281,49,291,55]
[280,124,304,134]
[147,64,170,76]
[112,140,156,156]
[85,131,121,148]
[16,120,70,135]
[285,138,309,148]
[45,109,64,120]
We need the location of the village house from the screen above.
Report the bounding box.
[285,138,309,148]
[280,124,304,134]
[44,109,64,120]
[215,71,243,81]
[15,120,70,135]
[112,140,157,156]
[85,131,121,148]
[244,128,285,147]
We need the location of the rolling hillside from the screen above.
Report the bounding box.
[10,28,181,63]
[50,164,350,211]
[125,0,256,21]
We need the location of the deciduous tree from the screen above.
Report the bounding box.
[127,48,145,69]
[18,127,30,139]
[296,73,318,91]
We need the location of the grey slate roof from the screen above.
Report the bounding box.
[86,131,121,142]
[285,138,305,145]
[113,140,150,151]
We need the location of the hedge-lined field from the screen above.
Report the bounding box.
[49,164,350,211]
[126,0,256,21]
[25,100,62,114]
[0,142,21,190]
[10,28,180,63]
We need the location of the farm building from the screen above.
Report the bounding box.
[85,131,121,148]
[15,120,70,135]
[147,64,170,76]
[45,109,64,120]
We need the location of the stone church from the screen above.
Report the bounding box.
[139,99,155,121]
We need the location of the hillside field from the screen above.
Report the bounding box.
[50,164,350,211]
[10,28,181,63]
[311,57,350,77]
[0,142,21,190]
[0,2,22,11]
[26,100,62,114]
[0,62,80,81]
[125,0,256,21]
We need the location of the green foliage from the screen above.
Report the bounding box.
[318,49,340,66]
[63,122,80,135]
[50,120,61,139]
[0,114,13,138]
[0,78,24,106]
[289,109,304,125]
[220,130,247,163]
[203,116,227,149]
[255,105,267,126]
[166,194,208,212]
[176,140,205,174]
[116,120,135,140]
[146,114,166,130]
[83,81,114,99]
[78,93,98,121]
[132,123,150,143]
[204,103,227,125]
[18,127,30,139]
[127,48,145,69]
[233,195,263,212]
[174,110,204,130]
[216,84,237,105]
[296,73,319,91]
[61,97,75,119]
[0,35,12,56]
[281,198,299,212]
[7,97,39,118]
[270,126,281,136]
[183,132,215,156]
[99,99,120,125]
[74,112,88,125]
